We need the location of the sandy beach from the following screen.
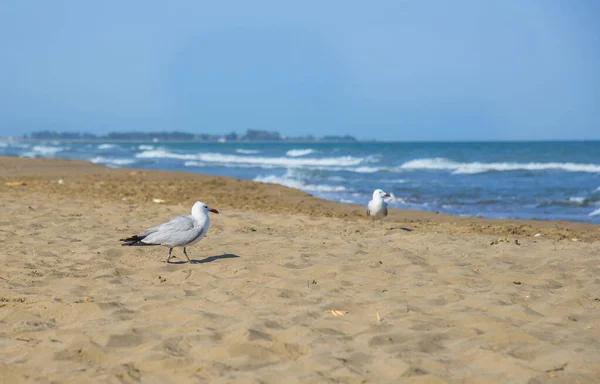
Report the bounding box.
[1,157,600,383]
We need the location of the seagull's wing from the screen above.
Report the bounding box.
[143,215,192,234]
[142,216,202,247]
[366,200,374,216]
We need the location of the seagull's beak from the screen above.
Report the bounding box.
[384,193,391,197]
[209,208,219,214]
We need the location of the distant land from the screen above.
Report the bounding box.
[20,130,359,143]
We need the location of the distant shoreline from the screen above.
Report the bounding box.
[2,137,599,144]
[0,138,373,144]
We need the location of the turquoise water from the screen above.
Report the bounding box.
[3,140,600,223]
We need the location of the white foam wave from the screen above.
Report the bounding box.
[183,161,208,168]
[183,160,276,169]
[235,149,261,154]
[90,157,135,167]
[596,186,600,192]
[21,145,66,157]
[400,158,600,174]
[385,179,407,184]
[286,148,316,157]
[589,208,600,217]
[137,149,370,168]
[136,149,196,160]
[354,166,379,173]
[97,144,116,150]
[254,174,346,193]
[138,145,154,151]
[568,197,586,205]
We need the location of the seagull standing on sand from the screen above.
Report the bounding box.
[120,201,219,263]
[367,189,390,227]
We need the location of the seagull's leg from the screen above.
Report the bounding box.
[165,248,173,263]
[380,218,383,227]
[183,247,191,263]
[371,217,374,227]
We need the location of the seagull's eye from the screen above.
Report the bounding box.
[204,205,208,208]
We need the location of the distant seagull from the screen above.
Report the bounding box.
[120,201,219,263]
[367,189,390,227]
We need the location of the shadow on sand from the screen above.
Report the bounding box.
[167,253,240,265]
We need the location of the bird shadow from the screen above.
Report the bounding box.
[168,253,240,265]
[388,227,413,232]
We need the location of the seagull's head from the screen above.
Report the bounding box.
[193,201,219,216]
[373,189,391,199]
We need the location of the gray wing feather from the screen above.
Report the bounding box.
[142,216,202,247]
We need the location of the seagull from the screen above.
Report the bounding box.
[120,201,219,263]
[367,189,390,227]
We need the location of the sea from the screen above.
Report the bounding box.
[2,140,600,223]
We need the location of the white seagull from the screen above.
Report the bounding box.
[120,201,219,263]
[367,189,390,227]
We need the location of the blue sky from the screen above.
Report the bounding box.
[0,0,598,140]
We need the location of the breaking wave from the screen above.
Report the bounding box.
[254,174,346,193]
[286,148,316,157]
[235,149,261,154]
[90,157,135,167]
[97,144,117,150]
[400,158,600,174]
[22,145,66,157]
[137,149,372,168]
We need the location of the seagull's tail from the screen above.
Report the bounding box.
[119,234,155,247]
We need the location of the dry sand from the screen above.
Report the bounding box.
[1,157,599,383]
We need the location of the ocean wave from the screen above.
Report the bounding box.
[90,157,135,167]
[182,160,388,175]
[183,160,277,169]
[235,149,261,154]
[97,144,116,150]
[400,157,600,174]
[383,179,407,184]
[0,141,30,149]
[136,149,371,168]
[21,145,66,157]
[138,145,154,151]
[183,161,209,168]
[286,148,316,157]
[136,149,196,160]
[568,196,586,205]
[537,195,600,208]
[254,174,346,193]
[354,166,380,173]
[590,208,600,217]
